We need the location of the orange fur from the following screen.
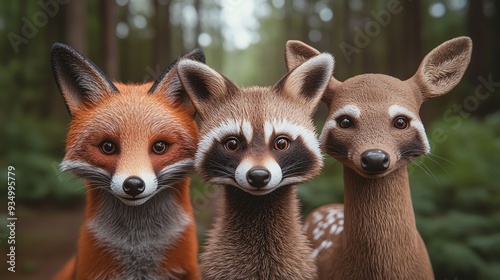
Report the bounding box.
[51,44,204,279]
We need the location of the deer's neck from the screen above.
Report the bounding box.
[338,166,432,279]
[201,185,316,279]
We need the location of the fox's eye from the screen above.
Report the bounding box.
[338,116,353,129]
[393,117,409,129]
[100,141,117,155]
[152,141,168,154]
[274,136,290,151]
[224,137,240,151]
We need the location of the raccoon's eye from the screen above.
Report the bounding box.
[100,141,117,155]
[338,116,353,129]
[152,141,168,154]
[273,136,290,151]
[393,117,409,129]
[224,137,240,152]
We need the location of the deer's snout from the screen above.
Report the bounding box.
[360,149,390,173]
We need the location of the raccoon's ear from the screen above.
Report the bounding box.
[285,40,321,71]
[276,53,334,115]
[149,49,206,117]
[285,40,341,107]
[177,60,237,118]
[50,43,118,117]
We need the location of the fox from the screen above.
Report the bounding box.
[51,43,204,280]
[175,53,334,279]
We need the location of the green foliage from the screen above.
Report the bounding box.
[0,114,85,204]
[411,113,500,280]
[299,156,344,215]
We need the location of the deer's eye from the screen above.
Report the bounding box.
[100,141,117,155]
[273,136,290,151]
[338,116,353,129]
[224,137,240,151]
[393,117,409,129]
[152,141,168,154]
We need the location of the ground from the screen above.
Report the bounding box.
[1,203,84,280]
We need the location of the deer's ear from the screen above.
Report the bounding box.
[51,43,118,116]
[285,40,321,71]
[149,49,206,117]
[276,53,334,115]
[177,60,237,118]
[410,37,472,100]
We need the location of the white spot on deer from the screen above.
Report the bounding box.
[389,105,430,153]
[303,221,310,232]
[329,224,338,235]
[311,239,334,259]
[312,212,324,223]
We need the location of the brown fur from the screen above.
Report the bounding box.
[286,37,472,279]
[177,54,334,279]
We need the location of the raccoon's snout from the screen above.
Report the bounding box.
[247,168,271,188]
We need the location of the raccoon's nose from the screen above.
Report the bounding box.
[123,176,145,197]
[361,149,390,173]
[247,168,271,188]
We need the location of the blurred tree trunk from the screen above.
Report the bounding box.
[467,0,484,81]
[194,0,201,48]
[342,0,353,77]
[361,2,374,73]
[100,0,118,79]
[404,0,422,78]
[64,0,86,53]
[387,7,404,78]
[47,1,68,120]
[153,0,172,68]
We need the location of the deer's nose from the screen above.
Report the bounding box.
[123,176,145,197]
[360,149,390,173]
[247,168,271,188]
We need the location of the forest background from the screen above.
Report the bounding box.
[1,0,499,279]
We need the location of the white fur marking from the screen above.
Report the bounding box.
[319,104,361,145]
[264,119,322,160]
[234,158,283,195]
[286,53,334,99]
[196,119,253,170]
[389,105,430,153]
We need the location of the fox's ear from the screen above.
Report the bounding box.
[177,60,237,119]
[409,36,472,101]
[50,43,118,116]
[149,48,206,117]
[276,53,334,115]
[285,40,321,71]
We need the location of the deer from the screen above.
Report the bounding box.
[176,53,335,279]
[285,37,472,279]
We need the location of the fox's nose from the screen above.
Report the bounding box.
[123,176,145,197]
[361,149,390,173]
[247,168,271,188]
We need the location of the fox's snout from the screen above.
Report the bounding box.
[122,176,146,197]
